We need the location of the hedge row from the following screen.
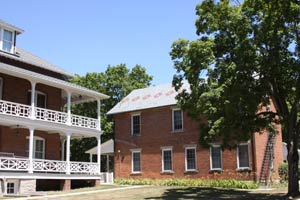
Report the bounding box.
[115,178,259,189]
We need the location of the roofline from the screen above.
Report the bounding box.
[0,20,24,34]
[107,103,178,115]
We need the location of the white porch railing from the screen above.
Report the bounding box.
[100,172,114,184]
[0,157,100,175]
[0,99,99,130]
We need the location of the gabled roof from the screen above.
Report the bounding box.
[85,139,114,155]
[0,47,74,78]
[107,82,190,115]
[0,20,24,34]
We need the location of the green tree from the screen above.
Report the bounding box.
[170,0,300,196]
[70,64,152,162]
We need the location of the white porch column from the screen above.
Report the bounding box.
[67,91,72,125]
[97,135,101,174]
[89,153,93,163]
[60,136,65,161]
[28,128,35,173]
[97,99,101,130]
[30,81,36,119]
[66,132,72,174]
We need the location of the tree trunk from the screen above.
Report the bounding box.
[287,139,300,197]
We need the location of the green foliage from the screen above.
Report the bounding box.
[278,163,288,182]
[70,64,152,161]
[114,178,259,189]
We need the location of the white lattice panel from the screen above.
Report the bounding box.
[0,157,29,171]
[35,107,68,124]
[0,100,31,118]
[71,114,98,129]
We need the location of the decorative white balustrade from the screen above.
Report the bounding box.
[0,100,99,130]
[0,157,99,175]
[35,107,68,124]
[71,114,98,129]
[0,100,31,118]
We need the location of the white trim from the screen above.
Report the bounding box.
[6,179,19,195]
[131,149,141,173]
[237,142,251,170]
[0,77,3,100]
[26,136,45,159]
[131,113,141,136]
[161,147,173,172]
[210,144,222,170]
[172,109,183,132]
[28,90,47,108]
[185,146,197,171]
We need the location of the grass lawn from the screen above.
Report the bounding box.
[37,185,287,200]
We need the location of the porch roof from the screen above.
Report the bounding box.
[0,62,109,100]
[86,139,114,155]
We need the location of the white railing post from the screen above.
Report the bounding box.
[66,132,72,174]
[30,81,36,119]
[97,99,101,131]
[28,128,34,173]
[67,91,72,126]
[97,135,101,174]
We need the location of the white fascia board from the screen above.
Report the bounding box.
[0,62,109,100]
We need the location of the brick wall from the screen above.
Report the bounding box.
[113,106,263,180]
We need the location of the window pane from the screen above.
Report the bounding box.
[163,150,172,171]
[133,152,141,172]
[3,30,13,41]
[37,93,46,108]
[2,41,12,52]
[132,115,140,135]
[238,145,250,168]
[211,146,222,169]
[173,110,183,131]
[7,183,15,194]
[186,148,196,170]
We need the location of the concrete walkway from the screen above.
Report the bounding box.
[9,185,145,200]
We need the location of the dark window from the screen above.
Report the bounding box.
[0,78,3,100]
[173,110,183,131]
[163,149,172,171]
[186,148,196,170]
[238,144,250,168]
[7,182,15,194]
[211,146,222,169]
[28,91,47,108]
[132,151,141,172]
[131,115,141,136]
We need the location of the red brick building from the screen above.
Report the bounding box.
[108,83,283,182]
[0,20,108,195]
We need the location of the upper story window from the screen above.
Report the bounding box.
[185,146,197,171]
[172,109,183,132]
[210,145,222,170]
[0,77,3,100]
[237,143,250,169]
[131,113,141,136]
[28,90,47,108]
[131,149,141,173]
[0,29,14,53]
[162,147,173,172]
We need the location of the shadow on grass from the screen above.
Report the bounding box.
[145,187,286,200]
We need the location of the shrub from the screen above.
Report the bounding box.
[278,163,288,181]
[114,178,259,189]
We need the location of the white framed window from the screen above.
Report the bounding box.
[0,28,14,53]
[131,149,141,173]
[0,77,3,100]
[185,146,197,171]
[6,180,19,194]
[210,145,222,170]
[26,136,45,159]
[131,113,141,136]
[237,143,250,169]
[161,147,173,172]
[172,109,183,132]
[28,90,47,108]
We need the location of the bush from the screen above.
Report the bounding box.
[278,163,288,181]
[114,178,259,189]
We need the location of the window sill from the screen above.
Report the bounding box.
[236,167,251,171]
[130,172,142,175]
[171,129,184,134]
[131,134,141,137]
[160,170,174,175]
[184,170,198,174]
[209,168,223,172]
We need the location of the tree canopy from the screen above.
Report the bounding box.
[70,64,152,162]
[170,0,300,196]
